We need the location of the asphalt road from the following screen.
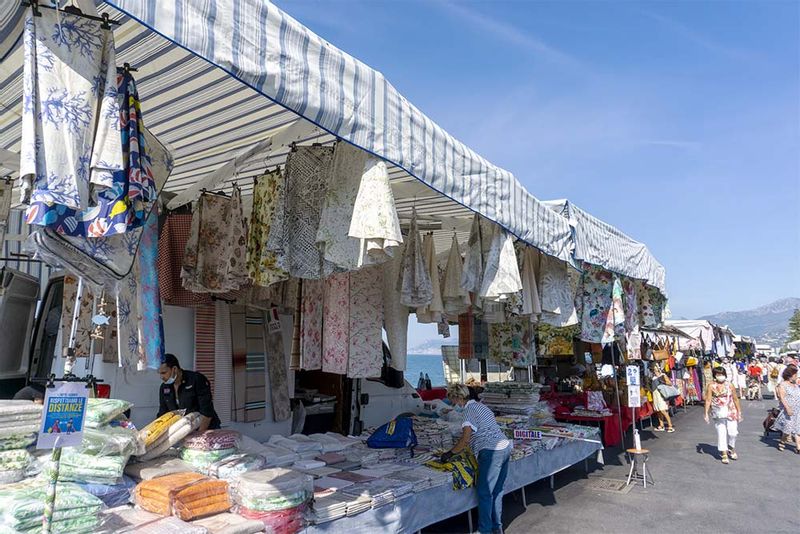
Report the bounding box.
[427,392,795,534]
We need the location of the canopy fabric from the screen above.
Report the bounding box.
[787,340,800,351]
[665,320,715,352]
[543,199,666,294]
[0,0,574,263]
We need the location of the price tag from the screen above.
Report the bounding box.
[37,382,88,449]
[267,308,282,334]
[628,385,642,408]
[513,429,543,441]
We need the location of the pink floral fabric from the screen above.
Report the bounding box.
[348,266,384,378]
[322,273,350,374]
[300,279,324,370]
[579,265,614,343]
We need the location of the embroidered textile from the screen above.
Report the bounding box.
[460,214,484,296]
[182,189,248,293]
[416,233,444,323]
[300,279,324,370]
[538,255,578,327]
[247,170,288,287]
[396,212,432,307]
[347,266,384,378]
[316,142,367,271]
[382,244,409,370]
[348,157,403,266]
[19,7,122,212]
[479,226,522,302]
[442,235,469,316]
[266,146,335,279]
[322,273,350,374]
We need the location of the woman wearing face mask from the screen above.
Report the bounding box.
[772,364,800,452]
[704,367,742,464]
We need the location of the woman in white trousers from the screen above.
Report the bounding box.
[704,366,742,464]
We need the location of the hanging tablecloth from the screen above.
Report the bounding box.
[0,180,12,247]
[579,265,614,343]
[519,246,542,318]
[601,276,625,344]
[460,214,484,297]
[267,146,335,279]
[396,212,432,308]
[19,6,122,213]
[488,316,536,368]
[322,273,350,375]
[441,235,469,316]
[347,266,384,378]
[382,244,409,371]
[247,169,289,287]
[137,207,164,369]
[316,142,368,272]
[348,157,403,267]
[416,233,443,323]
[479,226,522,302]
[214,301,234,426]
[300,279,324,370]
[538,254,578,327]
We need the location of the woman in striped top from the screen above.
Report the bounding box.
[440,384,511,534]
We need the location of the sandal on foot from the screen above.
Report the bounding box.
[653,427,665,432]
[729,451,738,460]
[778,442,786,451]
[721,455,729,464]
[666,427,675,433]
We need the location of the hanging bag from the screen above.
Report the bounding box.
[367,417,417,449]
[657,383,681,400]
[652,340,670,362]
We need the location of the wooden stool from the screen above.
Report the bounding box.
[625,448,654,488]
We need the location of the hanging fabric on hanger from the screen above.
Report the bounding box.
[266,145,336,279]
[636,280,658,328]
[115,273,140,369]
[519,246,542,319]
[182,188,248,293]
[479,225,522,302]
[316,142,368,272]
[19,5,122,212]
[442,234,469,316]
[157,213,212,307]
[579,265,614,343]
[460,214,484,297]
[136,207,165,369]
[488,316,535,368]
[602,276,625,344]
[263,308,292,422]
[622,278,639,332]
[300,279,324,370]
[214,300,234,426]
[243,309,268,422]
[348,157,403,266]
[538,254,578,327]
[416,233,443,323]
[382,243,410,371]
[247,169,289,287]
[347,265,384,378]
[396,212,432,308]
[322,272,350,375]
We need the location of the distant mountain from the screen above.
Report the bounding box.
[409,336,459,356]
[699,298,800,347]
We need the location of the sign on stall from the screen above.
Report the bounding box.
[626,365,640,386]
[37,382,88,449]
[513,429,543,441]
[627,385,642,408]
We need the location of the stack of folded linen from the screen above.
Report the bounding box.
[343,494,372,517]
[134,472,231,521]
[0,479,103,533]
[386,468,433,493]
[0,402,41,476]
[315,452,346,465]
[77,475,137,507]
[423,467,454,489]
[266,435,322,457]
[180,447,238,472]
[298,466,341,479]
[311,492,350,524]
[238,503,307,533]
[125,456,195,482]
[313,476,354,493]
[137,412,202,461]
[328,471,375,485]
[343,445,380,466]
[191,512,264,534]
[328,459,361,471]
[98,505,208,534]
[384,478,414,500]
[260,445,300,468]
[479,382,543,417]
[292,459,325,470]
[60,450,127,485]
[232,468,312,532]
[0,449,34,484]
[205,454,266,480]
[183,430,241,451]
[306,433,347,452]
[341,480,395,509]
[84,398,133,428]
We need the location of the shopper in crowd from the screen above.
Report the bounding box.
[777,358,787,384]
[157,353,221,432]
[767,358,780,396]
[760,357,769,386]
[650,364,675,433]
[441,384,511,534]
[772,364,800,453]
[735,365,747,400]
[704,367,742,464]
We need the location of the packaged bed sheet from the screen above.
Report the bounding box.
[134,472,231,521]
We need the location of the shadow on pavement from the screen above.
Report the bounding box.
[695,443,718,456]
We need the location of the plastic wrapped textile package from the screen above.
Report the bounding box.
[183,430,241,451]
[138,412,202,462]
[133,472,232,521]
[181,447,238,471]
[77,475,137,507]
[204,454,266,480]
[124,456,195,482]
[237,503,307,534]
[310,492,350,524]
[85,398,134,428]
[140,411,184,448]
[424,451,479,490]
[191,512,265,534]
[0,401,42,421]
[0,479,103,533]
[232,468,312,512]
[0,433,37,452]
[78,425,142,459]
[98,506,208,534]
[59,449,127,485]
[0,449,34,484]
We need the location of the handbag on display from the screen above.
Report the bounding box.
[652,340,670,362]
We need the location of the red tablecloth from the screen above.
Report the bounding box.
[554,412,623,447]
[417,388,447,401]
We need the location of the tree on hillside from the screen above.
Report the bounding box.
[789,309,800,343]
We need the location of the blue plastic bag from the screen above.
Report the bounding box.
[367,417,417,449]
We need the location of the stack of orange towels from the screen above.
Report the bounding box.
[133,472,232,521]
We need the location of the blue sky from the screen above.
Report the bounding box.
[276,0,800,344]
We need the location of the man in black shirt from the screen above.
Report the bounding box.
[157,354,221,431]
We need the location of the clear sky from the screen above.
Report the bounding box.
[276,0,800,344]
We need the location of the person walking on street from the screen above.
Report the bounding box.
[441,384,511,534]
[651,364,675,433]
[768,358,780,397]
[704,367,742,464]
[772,364,800,453]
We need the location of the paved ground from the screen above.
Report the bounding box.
[426,391,796,534]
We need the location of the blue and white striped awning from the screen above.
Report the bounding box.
[0,0,574,263]
[543,199,667,294]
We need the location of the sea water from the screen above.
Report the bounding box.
[404,354,445,387]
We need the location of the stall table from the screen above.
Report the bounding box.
[304,439,602,533]
[554,413,623,447]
